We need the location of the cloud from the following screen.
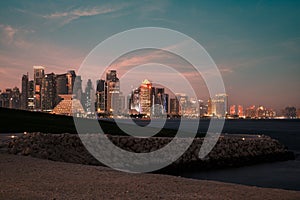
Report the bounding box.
[0,24,18,43]
[0,24,34,48]
[43,5,127,26]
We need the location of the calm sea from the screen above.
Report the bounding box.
[114,118,300,191]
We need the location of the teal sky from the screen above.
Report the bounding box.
[0,0,299,111]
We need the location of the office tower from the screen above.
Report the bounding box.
[255,105,275,119]
[139,79,152,116]
[207,98,212,116]
[175,93,188,115]
[106,70,120,114]
[56,73,68,95]
[84,79,95,113]
[0,88,21,109]
[118,92,125,114]
[95,79,106,113]
[284,106,297,119]
[27,80,34,110]
[238,105,244,117]
[245,105,256,118]
[199,99,208,117]
[21,73,29,110]
[11,87,21,109]
[129,88,140,114]
[208,93,228,118]
[164,93,169,114]
[0,89,9,108]
[170,98,179,116]
[230,105,236,115]
[66,70,76,94]
[42,73,57,111]
[73,76,83,101]
[33,66,45,111]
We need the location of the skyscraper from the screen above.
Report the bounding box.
[95,79,106,113]
[27,80,34,110]
[56,73,68,95]
[207,93,228,118]
[170,98,179,116]
[33,66,45,111]
[21,73,29,110]
[238,105,244,117]
[106,70,120,114]
[42,73,57,111]
[139,79,152,116]
[84,79,95,113]
[129,88,140,115]
[66,70,76,94]
[152,87,168,116]
[73,75,83,101]
[230,105,236,115]
[175,93,188,115]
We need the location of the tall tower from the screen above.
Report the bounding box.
[84,79,95,113]
[96,79,106,113]
[106,70,120,114]
[139,79,152,116]
[66,70,76,94]
[28,80,34,110]
[73,75,83,101]
[42,73,57,111]
[56,73,68,95]
[33,66,45,110]
[21,73,29,110]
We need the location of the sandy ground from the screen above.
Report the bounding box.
[0,153,300,200]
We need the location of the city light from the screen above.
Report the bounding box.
[0,66,298,119]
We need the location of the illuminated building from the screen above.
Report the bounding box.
[238,105,244,117]
[0,88,21,109]
[42,73,57,111]
[199,100,208,117]
[207,98,212,116]
[129,88,140,115]
[230,105,236,115]
[27,80,34,110]
[245,105,275,119]
[84,79,94,114]
[96,79,106,113]
[170,98,179,115]
[73,76,83,101]
[66,70,76,94]
[139,79,152,116]
[152,87,168,116]
[245,105,256,118]
[56,70,76,95]
[52,95,85,116]
[33,66,45,111]
[297,109,300,119]
[284,106,297,119]
[175,93,188,115]
[208,93,228,118]
[256,106,276,119]
[106,70,120,114]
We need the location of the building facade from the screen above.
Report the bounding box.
[33,66,45,111]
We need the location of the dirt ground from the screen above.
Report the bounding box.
[0,153,299,200]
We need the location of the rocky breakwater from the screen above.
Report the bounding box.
[7,133,294,172]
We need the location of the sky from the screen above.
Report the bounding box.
[0,0,299,111]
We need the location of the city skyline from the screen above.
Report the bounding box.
[0,66,298,118]
[0,1,300,110]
